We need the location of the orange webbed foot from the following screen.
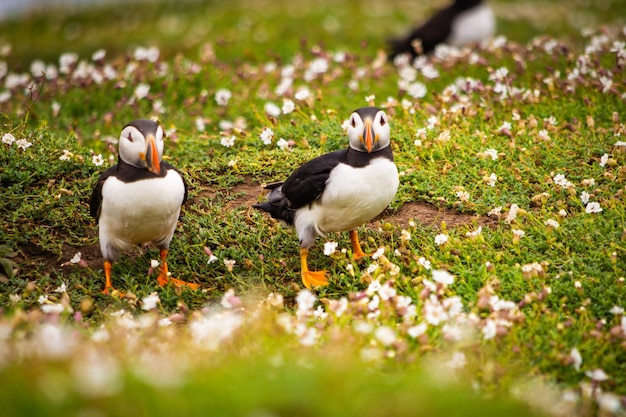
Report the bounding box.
[301,270,329,289]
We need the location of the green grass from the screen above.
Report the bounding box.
[1,0,626,415]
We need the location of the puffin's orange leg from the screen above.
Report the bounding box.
[157,248,200,290]
[300,248,329,289]
[101,261,124,296]
[101,261,114,294]
[350,229,368,260]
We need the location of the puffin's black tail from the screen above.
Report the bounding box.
[253,182,296,226]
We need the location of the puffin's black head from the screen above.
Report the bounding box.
[118,119,164,175]
[347,107,391,153]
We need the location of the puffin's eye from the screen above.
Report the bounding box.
[351,117,357,128]
[126,132,134,142]
[379,117,387,127]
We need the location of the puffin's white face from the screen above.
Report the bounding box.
[347,108,391,153]
[118,121,164,174]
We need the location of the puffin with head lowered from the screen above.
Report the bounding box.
[388,0,495,60]
[253,107,399,289]
[89,119,200,294]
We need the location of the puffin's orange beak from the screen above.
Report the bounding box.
[363,119,375,153]
[144,134,160,175]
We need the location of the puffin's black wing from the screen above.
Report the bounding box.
[253,149,346,224]
[281,149,346,209]
[89,165,118,220]
[388,4,457,59]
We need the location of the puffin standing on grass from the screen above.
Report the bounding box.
[89,119,199,294]
[253,107,399,289]
[388,0,495,60]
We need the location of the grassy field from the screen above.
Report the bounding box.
[1,0,626,415]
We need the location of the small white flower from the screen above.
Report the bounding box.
[434,234,448,246]
[512,229,526,238]
[70,252,82,264]
[51,101,61,117]
[323,241,338,256]
[296,289,316,313]
[483,148,498,160]
[406,82,427,98]
[364,94,376,103]
[133,83,150,100]
[15,138,32,150]
[505,204,520,224]
[215,88,232,106]
[599,153,609,167]
[220,136,236,148]
[1,133,15,145]
[92,154,104,166]
[134,46,160,62]
[264,102,281,117]
[553,174,573,189]
[407,323,428,338]
[281,99,295,114]
[544,219,560,229]
[59,52,78,73]
[195,117,206,132]
[487,173,497,187]
[418,257,431,270]
[54,283,67,293]
[498,121,512,132]
[585,202,602,214]
[570,348,583,371]
[482,319,497,340]
[259,127,273,145]
[580,191,590,204]
[371,247,385,260]
[294,87,311,101]
[466,226,482,237]
[585,368,609,382]
[421,64,439,79]
[609,306,624,315]
[223,258,236,271]
[455,190,470,202]
[366,263,379,274]
[141,293,160,311]
[92,49,106,61]
[374,325,396,346]
[432,269,454,285]
[276,138,289,150]
[150,259,160,268]
[538,129,550,141]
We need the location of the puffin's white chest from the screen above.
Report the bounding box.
[296,158,399,236]
[99,170,185,249]
[447,4,495,46]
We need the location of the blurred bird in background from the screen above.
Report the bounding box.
[388,0,495,60]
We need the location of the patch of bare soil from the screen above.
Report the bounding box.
[194,176,494,230]
[377,202,497,230]
[192,176,261,210]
